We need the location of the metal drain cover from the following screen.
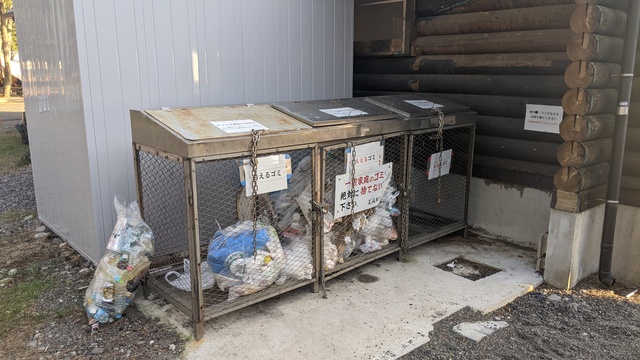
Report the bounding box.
[435,257,501,281]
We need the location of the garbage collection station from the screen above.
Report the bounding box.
[130,94,475,338]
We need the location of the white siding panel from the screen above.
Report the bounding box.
[14,0,100,260]
[18,0,353,262]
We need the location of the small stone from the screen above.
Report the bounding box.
[24,215,34,221]
[78,268,91,275]
[91,347,104,355]
[71,352,76,356]
[35,226,47,232]
[453,321,509,342]
[149,340,154,345]
[8,269,17,276]
[28,340,37,348]
[169,344,176,351]
[34,232,50,239]
[52,237,64,245]
[569,303,579,311]
[2,230,11,237]
[548,294,561,301]
[38,346,47,352]
[59,242,68,248]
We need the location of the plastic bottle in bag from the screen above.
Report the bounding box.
[84,197,154,331]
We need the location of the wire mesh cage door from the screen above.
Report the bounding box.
[319,134,407,282]
[193,146,318,320]
[134,146,195,317]
[405,124,475,248]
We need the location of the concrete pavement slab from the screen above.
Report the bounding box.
[137,237,542,360]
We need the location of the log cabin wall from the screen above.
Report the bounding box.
[554,0,640,211]
[354,0,639,209]
[354,0,578,191]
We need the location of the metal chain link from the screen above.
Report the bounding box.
[250,129,262,258]
[432,107,445,204]
[349,142,357,219]
[399,183,410,256]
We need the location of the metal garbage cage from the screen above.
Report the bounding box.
[365,94,476,249]
[130,102,407,339]
[273,98,407,282]
[130,96,475,339]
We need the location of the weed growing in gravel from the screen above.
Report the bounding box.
[0,131,29,174]
[0,209,35,224]
[0,276,55,337]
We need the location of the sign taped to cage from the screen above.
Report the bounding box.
[334,162,392,218]
[240,154,292,196]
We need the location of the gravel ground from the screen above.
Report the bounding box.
[402,276,640,359]
[0,134,187,359]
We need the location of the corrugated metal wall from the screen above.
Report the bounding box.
[15,0,354,262]
[14,0,100,260]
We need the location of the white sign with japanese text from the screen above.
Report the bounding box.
[524,104,563,134]
[345,141,384,176]
[427,149,453,180]
[319,107,368,118]
[333,163,392,218]
[404,99,444,109]
[211,119,269,134]
[241,154,290,196]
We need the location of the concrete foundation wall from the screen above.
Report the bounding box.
[467,177,552,249]
[543,205,604,289]
[612,205,640,287]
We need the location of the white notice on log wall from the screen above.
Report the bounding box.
[524,104,563,134]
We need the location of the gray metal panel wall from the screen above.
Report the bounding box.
[15,0,354,262]
[14,0,101,261]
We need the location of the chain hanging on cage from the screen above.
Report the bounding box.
[399,182,410,257]
[350,142,357,220]
[250,129,262,258]
[432,106,445,204]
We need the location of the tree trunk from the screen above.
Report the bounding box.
[0,1,11,98]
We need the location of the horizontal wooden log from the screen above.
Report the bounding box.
[559,114,615,142]
[412,29,574,55]
[570,4,627,36]
[551,183,607,212]
[475,135,560,164]
[567,33,624,62]
[416,0,575,17]
[417,5,575,36]
[556,138,612,167]
[620,188,640,207]
[355,39,404,56]
[564,61,620,89]
[475,154,559,176]
[574,0,629,11]
[432,93,562,117]
[354,53,571,75]
[623,151,640,177]
[554,162,610,191]
[477,116,563,143]
[353,74,567,98]
[562,88,618,115]
[473,165,554,190]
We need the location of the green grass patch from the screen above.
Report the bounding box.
[0,130,29,174]
[0,209,36,224]
[0,277,55,337]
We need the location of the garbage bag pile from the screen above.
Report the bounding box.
[84,198,154,332]
[207,221,285,300]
